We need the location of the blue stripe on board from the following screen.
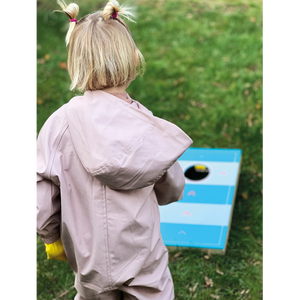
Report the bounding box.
[182,185,235,205]
[179,148,242,162]
[160,223,228,249]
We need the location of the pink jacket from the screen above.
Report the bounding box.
[37,90,192,298]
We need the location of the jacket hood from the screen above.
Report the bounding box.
[65,90,193,190]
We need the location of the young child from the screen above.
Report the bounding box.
[36,1,193,299]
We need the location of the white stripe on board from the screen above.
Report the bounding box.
[159,202,232,226]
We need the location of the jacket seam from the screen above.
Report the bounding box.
[48,125,69,178]
[103,184,112,287]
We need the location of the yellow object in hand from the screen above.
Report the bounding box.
[45,238,68,262]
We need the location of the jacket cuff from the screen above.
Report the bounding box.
[38,232,60,244]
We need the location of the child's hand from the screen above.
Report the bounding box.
[45,238,68,262]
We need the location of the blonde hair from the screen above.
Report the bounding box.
[56,0,145,92]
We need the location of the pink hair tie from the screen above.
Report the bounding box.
[70,19,77,23]
[111,12,118,18]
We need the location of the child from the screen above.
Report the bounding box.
[36,0,193,299]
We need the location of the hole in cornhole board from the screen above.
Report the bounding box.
[184,165,210,181]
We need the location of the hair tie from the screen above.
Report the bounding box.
[111,12,118,19]
[70,19,77,23]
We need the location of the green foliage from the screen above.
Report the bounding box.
[37,0,262,299]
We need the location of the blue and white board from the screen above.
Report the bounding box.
[159,148,242,254]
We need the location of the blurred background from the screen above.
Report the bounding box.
[37,0,262,299]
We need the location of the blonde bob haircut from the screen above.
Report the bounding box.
[56,0,145,92]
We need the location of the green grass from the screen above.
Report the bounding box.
[37,0,262,299]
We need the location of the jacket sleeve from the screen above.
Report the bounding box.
[154,161,185,206]
[37,173,61,244]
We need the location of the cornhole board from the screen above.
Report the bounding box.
[159,148,242,255]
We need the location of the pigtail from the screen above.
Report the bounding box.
[102,0,136,23]
[56,0,79,45]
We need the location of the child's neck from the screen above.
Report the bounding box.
[102,85,127,95]
[102,85,131,104]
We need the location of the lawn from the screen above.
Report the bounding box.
[37,0,262,299]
